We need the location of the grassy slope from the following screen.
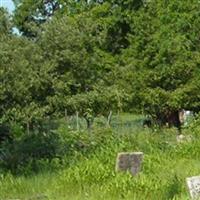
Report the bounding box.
[0,114,199,200]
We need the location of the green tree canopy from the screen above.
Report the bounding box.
[2,0,200,129]
[120,0,200,124]
[0,8,11,35]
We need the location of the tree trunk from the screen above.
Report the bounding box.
[27,121,30,135]
[65,109,68,121]
[156,110,181,133]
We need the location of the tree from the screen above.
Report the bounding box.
[0,8,11,35]
[13,0,60,37]
[120,0,200,128]
[0,34,49,128]
[37,5,117,116]
[12,0,97,37]
[6,0,200,132]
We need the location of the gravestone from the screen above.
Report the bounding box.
[186,176,200,199]
[116,152,143,176]
[116,152,130,171]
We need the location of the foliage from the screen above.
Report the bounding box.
[2,1,200,198]
[0,35,48,126]
[0,123,200,199]
[0,8,11,35]
[6,0,200,127]
[116,0,200,121]
[0,119,114,174]
[12,0,100,37]
[38,9,114,113]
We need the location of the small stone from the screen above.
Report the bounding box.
[186,176,200,199]
[176,134,192,143]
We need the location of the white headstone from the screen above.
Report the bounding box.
[186,176,200,199]
[116,152,143,176]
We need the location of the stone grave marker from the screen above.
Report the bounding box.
[116,152,143,176]
[186,176,200,199]
[116,152,130,172]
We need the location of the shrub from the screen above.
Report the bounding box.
[0,131,66,173]
[0,121,115,174]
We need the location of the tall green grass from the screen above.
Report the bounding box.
[0,115,199,200]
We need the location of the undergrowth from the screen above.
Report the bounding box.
[0,115,200,199]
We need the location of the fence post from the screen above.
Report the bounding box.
[27,121,30,135]
[107,111,112,127]
[65,109,68,121]
[76,111,79,131]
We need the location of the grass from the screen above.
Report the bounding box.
[0,114,199,200]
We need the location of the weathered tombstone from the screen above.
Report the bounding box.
[116,152,130,172]
[116,152,143,176]
[129,152,144,175]
[186,176,200,199]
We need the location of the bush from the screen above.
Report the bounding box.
[0,121,115,174]
[0,123,12,143]
[0,131,67,174]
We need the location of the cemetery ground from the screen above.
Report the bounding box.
[0,114,200,200]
